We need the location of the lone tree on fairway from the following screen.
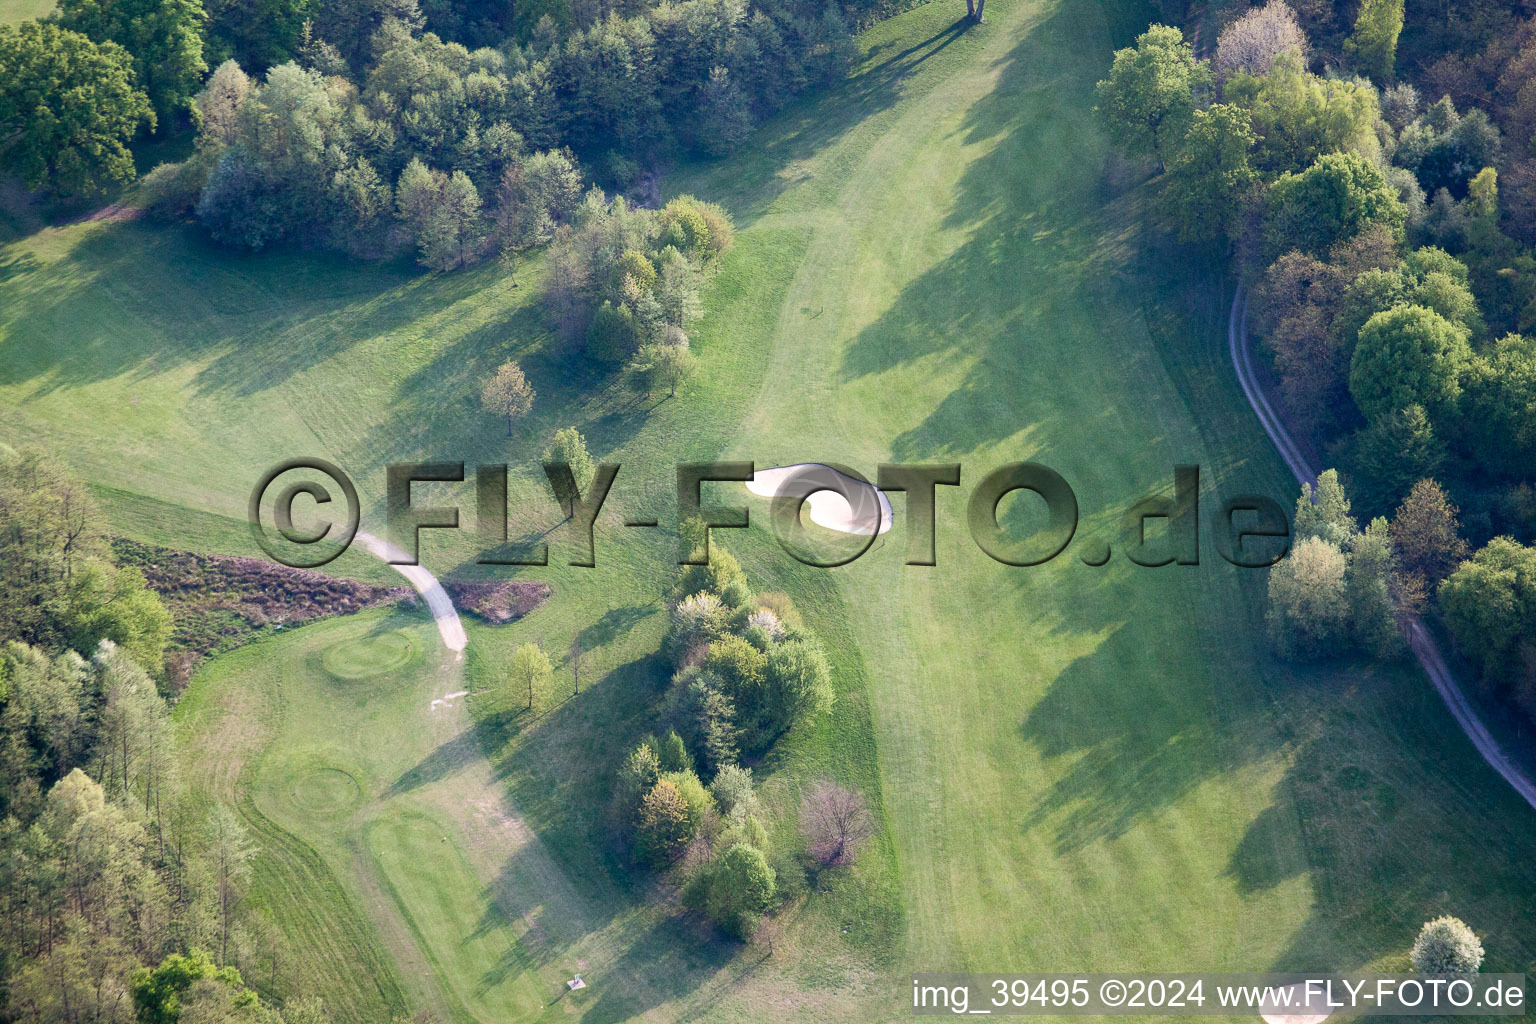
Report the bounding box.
[1094,25,1210,172]
[801,779,873,867]
[481,360,535,435]
[569,636,585,695]
[510,642,552,710]
[1410,916,1484,974]
[543,427,595,516]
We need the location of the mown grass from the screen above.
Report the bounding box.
[0,0,50,24]
[7,0,1536,1019]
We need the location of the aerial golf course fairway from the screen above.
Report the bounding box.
[5,0,1536,1018]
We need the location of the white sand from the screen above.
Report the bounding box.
[1259,984,1332,1024]
[355,530,468,654]
[744,464,893,536]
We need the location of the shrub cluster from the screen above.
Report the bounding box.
[611,526,842,939]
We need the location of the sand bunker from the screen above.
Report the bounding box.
[356,531,468,654]
[1259,984,1332,1024]
[744,464,893,536]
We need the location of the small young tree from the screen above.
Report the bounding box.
[569,636,585,695]
[481,360,535,436]
[752,915,783,959]
[509,642,552,710]
[800,779,873,867]
[1410,916,1484,973]
[543,427,595,516]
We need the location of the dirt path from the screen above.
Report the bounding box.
[1228,284,1536,812]
[356,530,468,653]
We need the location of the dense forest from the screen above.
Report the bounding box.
[1098,0,1536,724]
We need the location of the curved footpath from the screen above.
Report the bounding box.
[1228,285,1536,811]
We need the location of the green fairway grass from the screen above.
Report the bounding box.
[0,0,50,23]
[6,0,1536,1019]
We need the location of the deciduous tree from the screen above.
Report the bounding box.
[481,360,535,435]
[0,22,153,195]
[1344,0,1404,80]
[1390,478,1469,585]
[1094,25,1210,170]
[1349,303,1471,421]
[800,779,873,867]
[56,0,208,126]
[509,642,552,710]
[1410,917,1484,974]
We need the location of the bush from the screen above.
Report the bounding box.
[709,764,757,816]
[1410,916,1484,973]
[702,843,775,938]
[139,155,214,222]
[586,301,643,363]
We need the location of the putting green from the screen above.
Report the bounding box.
[289,766,365,818]
[322,632,416,680]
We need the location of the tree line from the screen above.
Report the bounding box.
[1,0,859,213]
[0,453,337,1023]
[1097,0,1536,727]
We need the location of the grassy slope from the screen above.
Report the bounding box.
[0,0,50,23]
[4,0,1536,1022]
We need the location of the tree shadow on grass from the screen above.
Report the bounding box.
[1224,662,1536,974]
[384,728,485,797]
[0,222,452,397]
[673,10,988,224]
